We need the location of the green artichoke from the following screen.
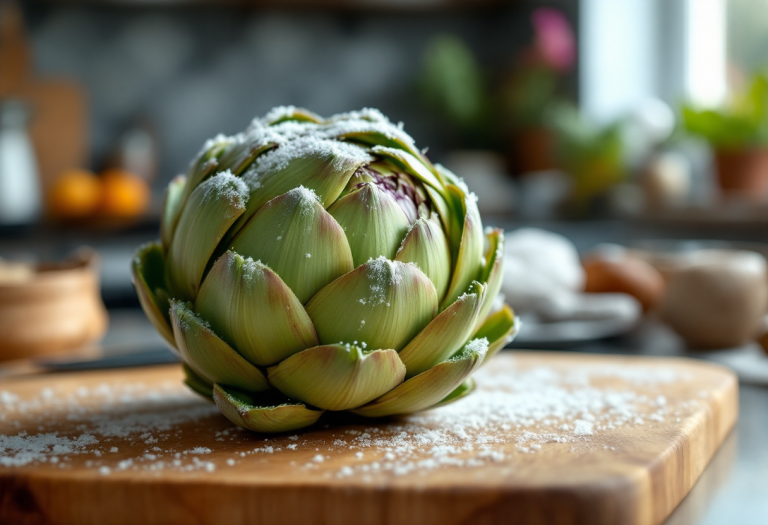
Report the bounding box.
[132,107,518,433]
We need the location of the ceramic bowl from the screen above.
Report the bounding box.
[0,249,108,361]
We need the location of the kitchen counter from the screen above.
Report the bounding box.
[665,385,768,525]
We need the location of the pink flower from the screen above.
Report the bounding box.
[532,8,575,72]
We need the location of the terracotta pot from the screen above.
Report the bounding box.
[510,127,557,175]
[713,148,768,200]
[756,315,768,356]
[0,249,108,361]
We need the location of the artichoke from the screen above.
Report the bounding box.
[132,107,518,433]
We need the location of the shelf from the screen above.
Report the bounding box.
[34,0,512,11]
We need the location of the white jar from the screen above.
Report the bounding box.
[0,100,41,225]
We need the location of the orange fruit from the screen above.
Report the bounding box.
[48,169,102,219]
[99,169,151,218]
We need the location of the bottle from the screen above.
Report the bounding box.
[0,99,41,225]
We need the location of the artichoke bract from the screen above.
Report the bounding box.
[132,107,519,433]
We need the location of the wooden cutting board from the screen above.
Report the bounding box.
[0,352,737,525]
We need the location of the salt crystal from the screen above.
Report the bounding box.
[117,459,133,470]
[0,351,698,480]
[572,420,593,436]
[198,171,249,215]
[0,391,19,404]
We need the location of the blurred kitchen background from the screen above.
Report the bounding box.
[3,0,768,385]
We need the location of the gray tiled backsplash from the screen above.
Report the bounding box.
[23,2,572,182]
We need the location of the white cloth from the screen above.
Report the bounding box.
[502,227,641,330]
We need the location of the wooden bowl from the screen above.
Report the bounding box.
[0,249,108,362]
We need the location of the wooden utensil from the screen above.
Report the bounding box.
[0,352,737,525]
[0,249,108,361]
[0,2,88,198]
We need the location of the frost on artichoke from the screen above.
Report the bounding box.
[132,107,519,433]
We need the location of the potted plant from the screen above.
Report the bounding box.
[418,37,515,214]
[418,8,576,176]
[547,102,626,212]
[500,8,576,174]
[683,73,768,200]
[418,35,494,151]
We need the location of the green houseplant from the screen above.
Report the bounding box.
[683,73,768,198]
[418,8,575,174]
[547,103,626,207]
[501,8,576,174]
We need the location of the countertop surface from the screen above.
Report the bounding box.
[665,386,767,525]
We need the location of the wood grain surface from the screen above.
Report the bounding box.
[0,352,738,525]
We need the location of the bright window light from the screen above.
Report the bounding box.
[685,0,727,107]
[579,0,656,123]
